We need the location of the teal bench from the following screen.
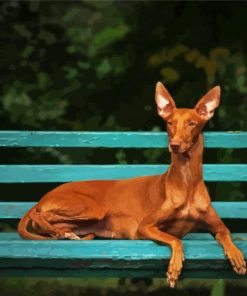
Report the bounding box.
[0,131,247,279]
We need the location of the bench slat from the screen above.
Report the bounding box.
[0,233,247,260]
[0,164,247,182]
[0,131,247,148]
[0,233,246,279]
[0,233,246,260]
[1,202,247,219]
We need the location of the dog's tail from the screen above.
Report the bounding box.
[18,208,54,240]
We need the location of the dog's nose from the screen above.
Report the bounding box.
[170,142,180,152]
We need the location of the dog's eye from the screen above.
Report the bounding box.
[167,121,172,125]
[189,121,197,127]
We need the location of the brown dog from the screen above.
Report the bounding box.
[18,82,246,287]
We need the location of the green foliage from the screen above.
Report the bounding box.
[0,2,247,196]
[89,24,129,56]
[211,279,225,296]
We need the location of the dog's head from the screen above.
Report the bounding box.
[155,82,221,154]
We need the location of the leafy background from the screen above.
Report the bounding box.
[0,1,247,295]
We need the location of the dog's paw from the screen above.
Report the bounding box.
[166,250,184,288]
[225,245,246,275]
[64,232,81,240]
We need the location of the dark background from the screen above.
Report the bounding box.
[0,1,247,295]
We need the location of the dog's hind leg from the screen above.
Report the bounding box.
[29,193,107,239]
[30,212,93,239]
[29,210,71,239]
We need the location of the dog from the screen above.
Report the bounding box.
[18,82,246,287]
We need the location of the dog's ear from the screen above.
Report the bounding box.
[195,86,221,120]
[155,82,176,120]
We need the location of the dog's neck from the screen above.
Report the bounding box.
[167,133,204,186]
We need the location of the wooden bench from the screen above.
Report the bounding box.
[0,131,247,279]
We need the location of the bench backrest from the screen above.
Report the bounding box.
[0,131,247,227]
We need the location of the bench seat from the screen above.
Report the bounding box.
[0,232,247,278]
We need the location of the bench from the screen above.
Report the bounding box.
[0,130,247,279]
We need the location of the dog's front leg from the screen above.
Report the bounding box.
[203,205,246,275]
[138,215,184,288]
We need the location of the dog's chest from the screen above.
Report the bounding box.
[158,204,202,238]
[166,178,210,220]
[176,203,200,220]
